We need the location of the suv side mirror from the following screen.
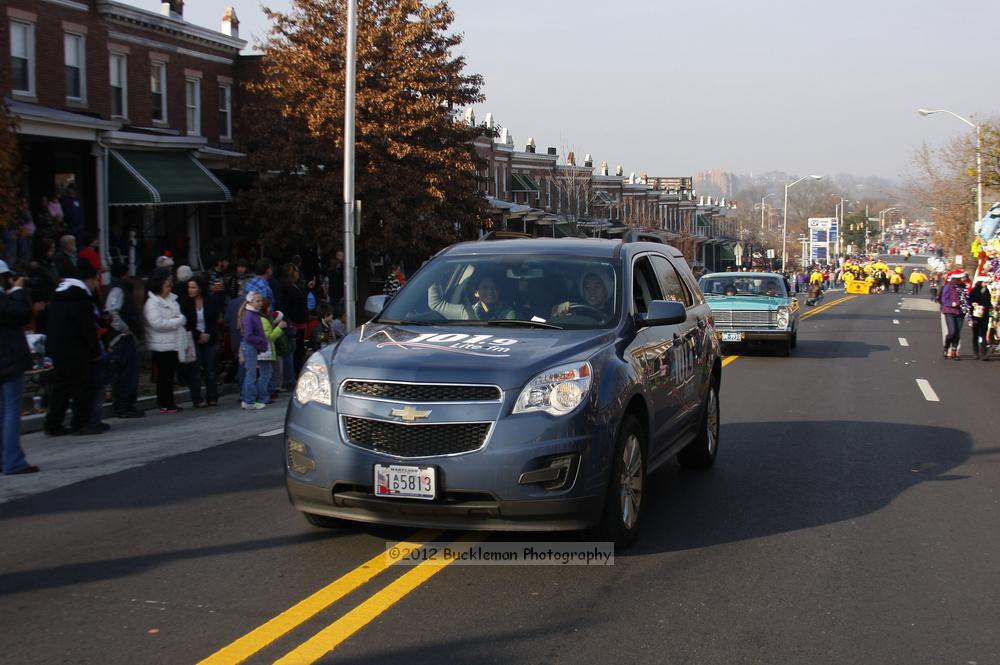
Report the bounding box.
[363,294,389,319]
[636,300,687,328]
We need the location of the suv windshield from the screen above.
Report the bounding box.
[699,275,786,298]
[379,254,621,329]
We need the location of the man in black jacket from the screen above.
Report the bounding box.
[0,261,39,473]
[44,260,105,436]
[104,261,144,418]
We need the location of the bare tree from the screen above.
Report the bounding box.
[908,139,978,255]
[548,149,594,222]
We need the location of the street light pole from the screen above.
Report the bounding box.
[781,174,823,271]
[343,0,358,329]
[918,108,982,224]
[761,193,773,229]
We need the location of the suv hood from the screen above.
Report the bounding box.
[327,322,615,391]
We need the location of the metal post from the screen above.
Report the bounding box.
[781,184,789,271]
[976,123,983,225]
[343,0,358,329]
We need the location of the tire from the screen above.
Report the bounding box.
[302,511,353,529]
[586,416,646,548]
[678,382,719,470]
[776,338,791,357]
[790,330,798,349]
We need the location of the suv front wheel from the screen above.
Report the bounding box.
[587,415,646,547]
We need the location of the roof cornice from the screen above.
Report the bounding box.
[97,1,246,53]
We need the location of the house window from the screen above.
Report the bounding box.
[185,78,201,135]
[218,84,232,140]
[64,33,86,101]
[110,53,127,118]
[10,20,35,95]
[151,62,167,122]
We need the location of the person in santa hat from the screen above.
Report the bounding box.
[940,271,967,359]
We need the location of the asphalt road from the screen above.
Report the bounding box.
[1,289,998,665]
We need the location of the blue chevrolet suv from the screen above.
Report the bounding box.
[285,238,722,546]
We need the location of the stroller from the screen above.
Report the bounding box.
[806,283,824,307]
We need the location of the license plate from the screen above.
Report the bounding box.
[374,464,436,500]
[720,332,744,342]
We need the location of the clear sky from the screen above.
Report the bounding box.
[136,0,1000,182]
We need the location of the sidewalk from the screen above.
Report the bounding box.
[2,395,290,505]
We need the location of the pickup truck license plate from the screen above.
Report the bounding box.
[374,464,436,500]
[721,332,744,342]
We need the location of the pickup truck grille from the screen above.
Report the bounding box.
[342,416,491,457]
[342,380,501,403]
[713,310,776,329]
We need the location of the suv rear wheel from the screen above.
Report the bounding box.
[586,415,646,547]
[678,382,719,470]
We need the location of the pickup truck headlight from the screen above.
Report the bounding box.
[513,361,592,416]
[776,306,790,329]
[294,352,332,406]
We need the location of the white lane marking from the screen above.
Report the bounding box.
[894,309,900,313]
[259,428,285,437]
[898,337,909,347]
[893,319,900,324]
[916,379,940,402]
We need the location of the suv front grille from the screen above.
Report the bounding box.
[343,416,490,457]
[342,381,501,403]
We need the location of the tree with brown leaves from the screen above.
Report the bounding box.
[238,0,487,265]
[0,97,19,234]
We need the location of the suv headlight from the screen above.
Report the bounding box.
[776,306,790,328]
[513,361,592,416]
[294,352,332,406]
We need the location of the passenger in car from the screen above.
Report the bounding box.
[428,271,516,321]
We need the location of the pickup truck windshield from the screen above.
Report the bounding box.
[699,275,787,298]
[379,255,621,328]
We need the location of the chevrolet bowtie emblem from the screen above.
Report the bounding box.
[390,406,432,422]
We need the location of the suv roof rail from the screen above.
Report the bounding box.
[479,230,533,241]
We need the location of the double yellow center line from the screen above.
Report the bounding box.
[198,530,485,665]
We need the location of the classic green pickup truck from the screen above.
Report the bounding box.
[697,272,800,356]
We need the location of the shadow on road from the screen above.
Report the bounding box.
[791,340,892,358]
[629,420,972,557]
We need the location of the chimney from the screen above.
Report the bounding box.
[547,147,557,156]
[161,0,183,19]
[566,151,575,166]
[615,164,623,177]
[584,153,593,168]
[525,137,535,153]
[485,113,494,130]
[221,6,239,37]
[600,160,608,176]
[463,107,475,126]
[499,127,511,145]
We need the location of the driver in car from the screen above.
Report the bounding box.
[551,272,610,319]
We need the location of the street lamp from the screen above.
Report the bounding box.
[781,174,823,270]
[761,193,773,229]
[918,108,982,224]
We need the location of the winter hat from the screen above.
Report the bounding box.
[243,276,273,302]
[76,258,98,280]
[973,274,992,284]
[271,310,285,325]
[0,260,11,275]
[245,291,258,303]
[176,265,193,282]
[946,269,968,281]
[156,254,175,268]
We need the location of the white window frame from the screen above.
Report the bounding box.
[151,61,167,123]
[9,20,36,97]
[64,32,86,102]
[218,83,232,141]
[109,52,128,119]
[185,77,201,136]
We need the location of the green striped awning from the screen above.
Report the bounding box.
[108,150,231,206]
[510,173,539,192]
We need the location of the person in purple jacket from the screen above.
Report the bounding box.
[940,272,966,359]
[239,291,272,409]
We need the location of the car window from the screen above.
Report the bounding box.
[650,255,692,306]
[631,256,663,315]
[378,254,621,329]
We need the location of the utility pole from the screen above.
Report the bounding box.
[343,0,358,329]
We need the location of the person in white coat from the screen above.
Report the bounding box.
[144,267,186,413]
